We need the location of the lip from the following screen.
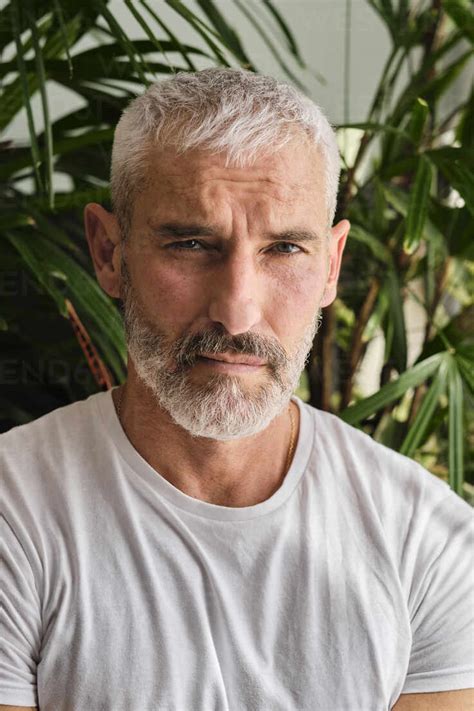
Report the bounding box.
[198,352,267,366]
[196,358,264,373]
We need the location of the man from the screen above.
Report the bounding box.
[1,68,473,711]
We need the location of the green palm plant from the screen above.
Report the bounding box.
[0,0,472,501]
[329,0,474,500]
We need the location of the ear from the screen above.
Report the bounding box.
[84,203,122,299]
[320,219,350,308]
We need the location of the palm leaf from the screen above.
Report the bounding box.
[456,352,474,396]
[195,0,251,66]
[399,359,449,458]
[406,97,429,144]
[262,0,306,67]
[123,0,176,74]
[443,0,474,43]
[340,353,445,425]
[404,154,432,254]
[139,0,197,71]
[9,1,42,190]
[27,6,54,209]
[96,1,150,84]
[52,0,73,78]
[448,358,464,495]
[234,0,306,88]
[348,224,392,264]
[426,147,474,216]
[386,267,407,373]
[164,0,230,66]
[5,229,126,381]
[5,230,67,315]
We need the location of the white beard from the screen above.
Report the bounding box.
[121,259,322,440]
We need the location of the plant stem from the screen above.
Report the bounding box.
[338,45,399,217]
[309,303,335,411]
[341,277,381,408]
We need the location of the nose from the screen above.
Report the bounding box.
[207,251,262,335]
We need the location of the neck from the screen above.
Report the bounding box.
[112,368,299,507]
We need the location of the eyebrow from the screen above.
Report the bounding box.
[149,222,323,243]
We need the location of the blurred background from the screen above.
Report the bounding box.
[0,0,473,501]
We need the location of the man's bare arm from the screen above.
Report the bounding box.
[0,705,37,710]
[392,688,474,710]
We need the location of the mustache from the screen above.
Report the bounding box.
[171,325,288,373]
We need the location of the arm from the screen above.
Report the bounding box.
[0,517,42,711]
[393,689,474,710]
[398,492,474,702]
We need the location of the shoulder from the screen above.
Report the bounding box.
[298,399,471,529]
[0,390,106,456]
[299,401,473,596]
[301,400,449,493]
[0,391,110,505]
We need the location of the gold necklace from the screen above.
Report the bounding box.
[286,403,296,472]
[116,385,124,421]
[115,387,296,471]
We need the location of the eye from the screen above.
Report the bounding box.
[166,240,302,255]
[167,239,204,250]
[271,242,302,255]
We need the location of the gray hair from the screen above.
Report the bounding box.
[110,68,341,239]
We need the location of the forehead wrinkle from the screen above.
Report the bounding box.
[148,166,301,205]
[143,187,327,244]
[143,142,327,210]
[140,156,328,239]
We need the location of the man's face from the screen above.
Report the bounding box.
[119,140,344,439]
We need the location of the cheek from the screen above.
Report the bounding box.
[267,262,326,333]
[133,260,207,327]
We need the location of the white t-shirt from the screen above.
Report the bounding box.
[1,389,473,711]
